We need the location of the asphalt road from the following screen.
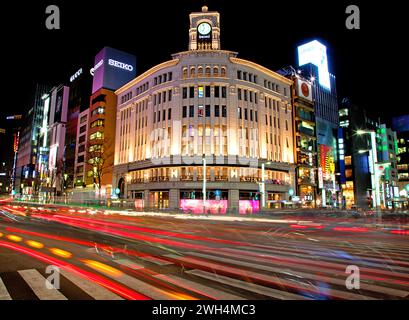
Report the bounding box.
[0,202,408,300]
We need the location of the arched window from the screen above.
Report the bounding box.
[182,67,188,79]
[213,66,219,77]
[198,66,203,77]
[190,67,196,78]
[221,67,226,77]
[205,66,211,77]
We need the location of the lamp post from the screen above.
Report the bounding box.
[260,161,271,208]
[357,129,380,209]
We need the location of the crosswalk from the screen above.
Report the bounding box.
[0,268,123,300]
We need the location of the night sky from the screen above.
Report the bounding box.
[1,0,408,125]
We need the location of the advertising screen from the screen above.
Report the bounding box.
[319,144,335,183]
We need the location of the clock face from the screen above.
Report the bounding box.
[198,22,211,35]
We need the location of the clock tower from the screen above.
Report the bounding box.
[189,6,221,51]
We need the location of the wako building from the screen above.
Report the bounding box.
[113,7,295,213]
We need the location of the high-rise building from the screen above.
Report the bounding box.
[0,115,22,194]
[338,98,379,208]
[65,66,93,190]
[15,84,51,196]
[72,47,136,200]
[376,124,399,209]
[113,6,296,213]
[392,115,409,208]
[297,40,339,207]
[277,67,317,207]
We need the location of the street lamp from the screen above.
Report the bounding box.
[202,154,206,214]
[356,130,380,209]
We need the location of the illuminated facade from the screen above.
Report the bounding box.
[15,84,51,195]
[113,6,296,212]
[376,124,399,209]
[297,40,339,207]
[392,115,409,207]
[278,67,317,207]
[72,47,137,199]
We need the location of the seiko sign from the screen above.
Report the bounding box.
[108,59,134,72]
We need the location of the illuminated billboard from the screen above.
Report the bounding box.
[91,47,137,94]
[295,78,312,101]
[319,144,335,183]
[298,40,331,90]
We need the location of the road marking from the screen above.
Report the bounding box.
[114,259,145,270]
[165,254,378,300]
[188,251,408,298]
[107,272,174,300]
[154,274,244,300]
[186,269,312,300]
[139,256,174,266]
[18,269,67,300]
[60,270,123,300]
[0,277,12,300]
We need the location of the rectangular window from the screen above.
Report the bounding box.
[79,125,87,134]
[237,70,242,79]
[249,92,253,102]
[222,86,227,98]
[77,155,84,163]
[168,89,172,101]
[205,86,211,98]
[244,90,248,101]
[163,91,167,103]
[189,105,194,117]
[215,105,220,117]
[238,88,242,100]
[182,106,187,118]
[198,105,204,117]
[255,111,258,122]
[158,111,161,122]
[168,108,171,120]
[250,110,253,121]
[244,109,248,120]
[198,86,204,98]
[168,72,172,81]
[163,109,166,121]
[222,105,227,117]
[78,145,85,153]
[182,87,187,99]
[189,86,195,98]
[238,107,242,119]
[205,105,211,117]
[214,86,220,98]
[79,135,86,144]
[254,93,258,104]
[153,112,156,123]
[158,92,161,104]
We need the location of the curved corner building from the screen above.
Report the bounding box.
[113,6,296,213]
